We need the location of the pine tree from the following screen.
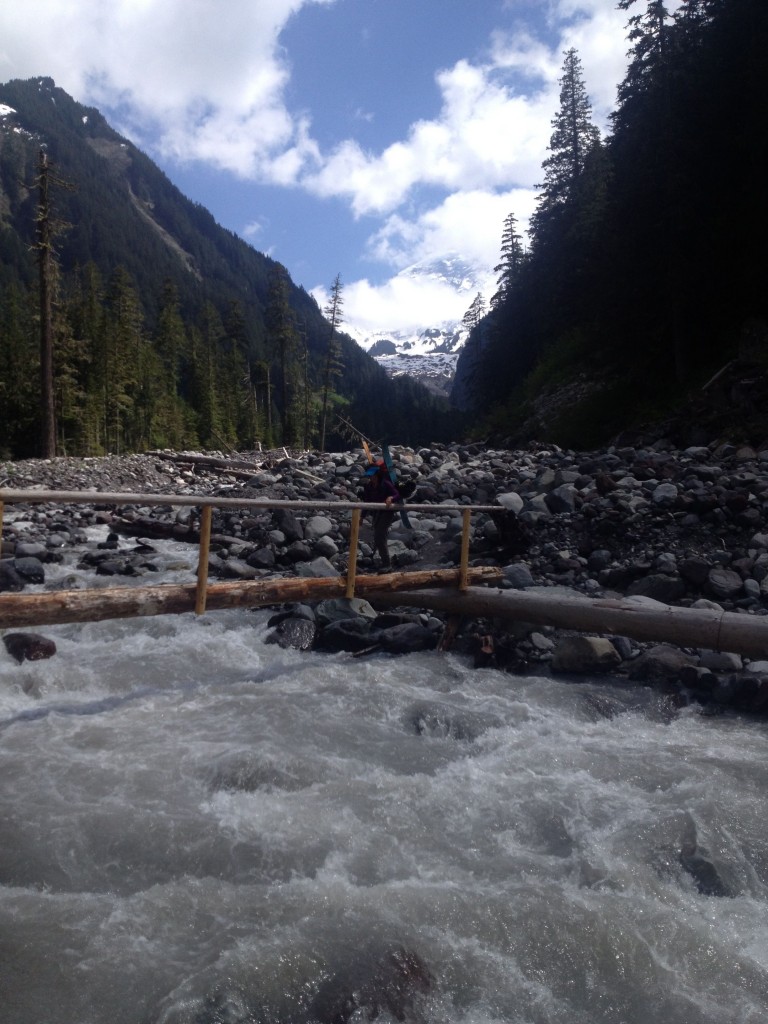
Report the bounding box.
[614,1,673,123]
[266,263,300,444]
[462,292,487,333]
[531,48,600,246]
[319,273,344,452]
[0,283,38,457]
[102,267,143,453]
[491,213,526,309]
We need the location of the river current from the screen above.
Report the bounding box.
[1,530,768,1023]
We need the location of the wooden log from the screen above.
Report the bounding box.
[0,567,502,629]
[368,586,768,659]
[148,451,263,473]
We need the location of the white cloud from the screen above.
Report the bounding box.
[368,188,538,270]
[303,57,554,216]
[0,0,638,335]
[314,272,483,338]
[0,0,330,178]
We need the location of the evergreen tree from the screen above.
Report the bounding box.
[616,0,673,108]
[102,267,143,453]
[319,274,344,452]
[0,283,38,457]
[266,263,300,444]
[462,292,487,333]
[491,213,526,309]
[189,302,226,448]
[530,48,600,247]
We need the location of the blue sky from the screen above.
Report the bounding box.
[0,0,653,335]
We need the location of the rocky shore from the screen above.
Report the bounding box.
[3,440,768,715]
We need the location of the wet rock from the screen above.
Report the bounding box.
[377,623,438,654]
[3,632,57,664]
[627,645,698,682]
[315,597,377,626]
[9,555,45,584]
[265,616,318,650]
[0,560,24,592]
[294,557,340,579]
[551,636,622,674]
[308,944,434,1024]
[679,820,732,897]
[316,617,375,653]
[409,700,500,740]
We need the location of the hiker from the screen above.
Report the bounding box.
[361,459,400,570]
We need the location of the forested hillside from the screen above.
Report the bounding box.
[454,0,768,448]
[0,77,457,458]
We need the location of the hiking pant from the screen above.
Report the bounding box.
[372,510,396,566]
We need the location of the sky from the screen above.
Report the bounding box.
[0,0,650,336]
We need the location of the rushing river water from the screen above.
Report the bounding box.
[1,531,768,1023]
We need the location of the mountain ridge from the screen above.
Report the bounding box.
[345,255,493,396]
[0,76,457,455]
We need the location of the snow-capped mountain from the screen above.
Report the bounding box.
[346,255,493,398]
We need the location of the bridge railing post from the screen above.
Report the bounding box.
[346,508,362,599]
[195,505,213,615]
[459,508,472,591]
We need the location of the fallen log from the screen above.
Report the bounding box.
[0,567,502,629]
[148,451,263,474]
[368,586,768,659]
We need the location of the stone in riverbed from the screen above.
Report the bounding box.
[3,632,57,664]
[0,561,24,592]
[551,636,622,674]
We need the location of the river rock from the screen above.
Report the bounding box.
[3,632,57,664]
[377,622,438,654]
[9,555,45,584]
[315,597,377,626]
[0,560,24,592]
[551,636,622,674]
[265,615,318,650]
[627,645,698,682]
[308,944,434,1024]
[315,617,374,652]
[304,515,333,541]
[707,567,743,600]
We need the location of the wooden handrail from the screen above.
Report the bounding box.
[0,488,501,627]
[0,489,500,513]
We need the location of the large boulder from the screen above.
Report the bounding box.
[315,597,377,626]
[0,561,24,592]
[3,632,57,664]
[551,636,622,674]
[265,616,317,650]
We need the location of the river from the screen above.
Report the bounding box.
[1,530,767,1023]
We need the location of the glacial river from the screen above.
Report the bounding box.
[1,534,768,1023]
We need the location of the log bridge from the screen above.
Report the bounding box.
[2,489,768,659]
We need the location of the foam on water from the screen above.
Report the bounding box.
[1,601,768,1022]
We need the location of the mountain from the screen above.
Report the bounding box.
[345,256,493,397]
[0,77,457,457]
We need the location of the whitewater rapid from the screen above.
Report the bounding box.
[1,539,768,1022]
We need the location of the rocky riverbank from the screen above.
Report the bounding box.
[3,440,768,715]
